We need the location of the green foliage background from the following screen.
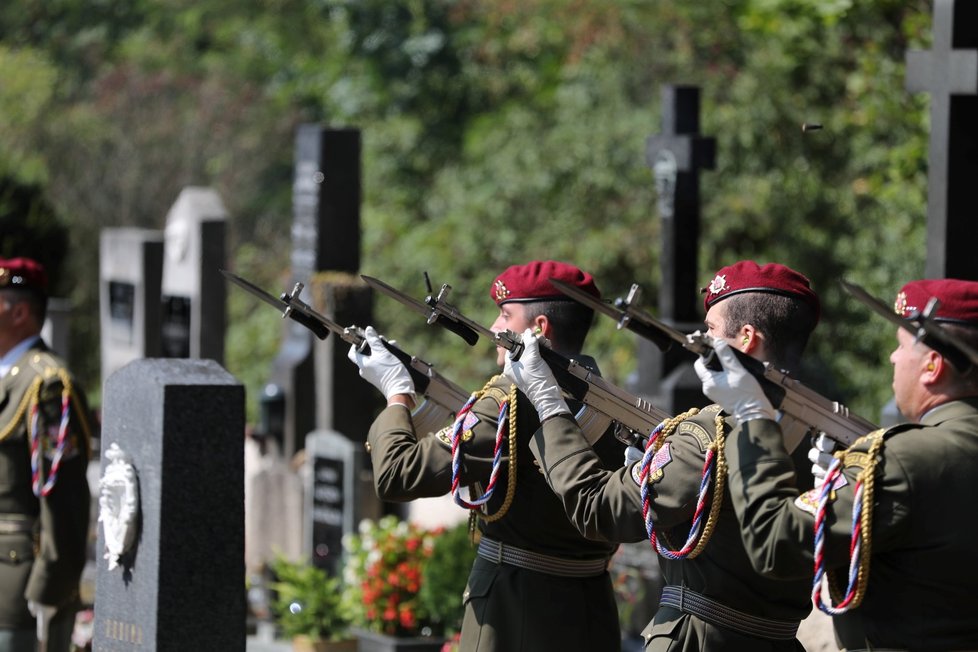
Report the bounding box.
[0,0,935,421]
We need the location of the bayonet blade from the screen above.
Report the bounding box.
[361,274,481,345]
[361,274,436,321]
[221,269,289,313]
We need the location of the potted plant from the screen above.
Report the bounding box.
[269,555,356,652]
[341,515,447,652]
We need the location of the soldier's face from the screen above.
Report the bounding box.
[704,301,736,347]
[889,327,930,422]
[490,302,534,367]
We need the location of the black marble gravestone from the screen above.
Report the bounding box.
[93,359,245,651]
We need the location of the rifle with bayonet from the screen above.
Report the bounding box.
[549,278,877,452]
[841,279,978,372]
[220,270,469,434]
[360,273,672,448]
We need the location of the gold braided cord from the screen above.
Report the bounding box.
[479,382,518,523]
[846,431,885,610]
[648,407,700,551]
[687,411,728,559]
[0,376,43,442]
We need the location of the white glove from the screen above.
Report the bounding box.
[693,338,777,423]
[347,326,415,400]
[503,328,570,421]
[808,433,839,489]
[624,445,643,467]
[28,601,56,641]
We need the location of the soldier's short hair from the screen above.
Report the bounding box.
[720,292,817,371]
[523,299,595,355]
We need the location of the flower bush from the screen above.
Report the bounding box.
[342,515,441,637]
[269,555,351,642]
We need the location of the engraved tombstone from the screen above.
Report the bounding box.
[99,228,164,385]
[160,187,227,365]
[93,359,245,651]
[304,429,379,573]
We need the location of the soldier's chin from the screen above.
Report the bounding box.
[495,347,506,368]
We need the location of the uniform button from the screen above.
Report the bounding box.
[8,550,17,560]
[9,367,18,376]
[364,442,372,453]
[462,590,470,600]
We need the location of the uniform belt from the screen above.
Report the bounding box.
[477,537,609,578]
[0,515,36,535]
[660,585,800,641]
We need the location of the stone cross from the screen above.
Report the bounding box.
[905,0,978,279]
[633,85,715,412]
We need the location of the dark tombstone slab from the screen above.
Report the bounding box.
[271,126,362,458]
[635,85,716,413]
[93,359,244,651]
[304,430,380,573]
[160,187,227,364]
[308,273,382,445]
[99,228,164,386]
[905,0,978,279]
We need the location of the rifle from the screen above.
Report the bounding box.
[549,279,877,451]
[360,274,672,447]
[220,270,469,434]
[841,280,978,372]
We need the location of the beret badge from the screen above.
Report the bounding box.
[707,274,728,296]
[493,279,511,303]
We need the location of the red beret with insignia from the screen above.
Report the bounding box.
[490,260,600,306]
[702,260,819,320]
[0,257,48,294]
[894,279,978,325]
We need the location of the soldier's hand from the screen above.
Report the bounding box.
[808,433,839,489]
[693,338,777,423]
[504,328,570,421]
[624,445,643,467]
[347,326,415,400]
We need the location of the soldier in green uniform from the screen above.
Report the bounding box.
[696,278,978,651]
[505,261,820,650]
[0,258,93,652]
[347,260,623,652]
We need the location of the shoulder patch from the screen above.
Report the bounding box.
[631,442,673,487]
[678,420,713,452]
[481,386,509,406]
[793,475,848,515]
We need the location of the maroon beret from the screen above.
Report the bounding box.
[0,257,48,294]
[702,260,820,320]
[490,260,600,306]
[894,279,978,325]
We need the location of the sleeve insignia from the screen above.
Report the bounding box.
[630,442,672,486]
[793,474,848,515]
[481,385,508,405]
[434,421,475,448]
[678,421,713,452]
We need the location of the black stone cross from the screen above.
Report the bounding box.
[633,85,715,411]
[905,0,978,279]
[645,85,716,322]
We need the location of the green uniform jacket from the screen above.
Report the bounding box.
[531,407,811,651]
[0,340,92,629]
[366,374,622,652]
[725,399,978,651]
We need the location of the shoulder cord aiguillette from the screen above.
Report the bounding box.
[812,430,883,615]
[641,409,728,559]
[450,380,517,524]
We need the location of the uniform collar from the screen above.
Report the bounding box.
[0,335,41,378]
[919,397,978,426]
